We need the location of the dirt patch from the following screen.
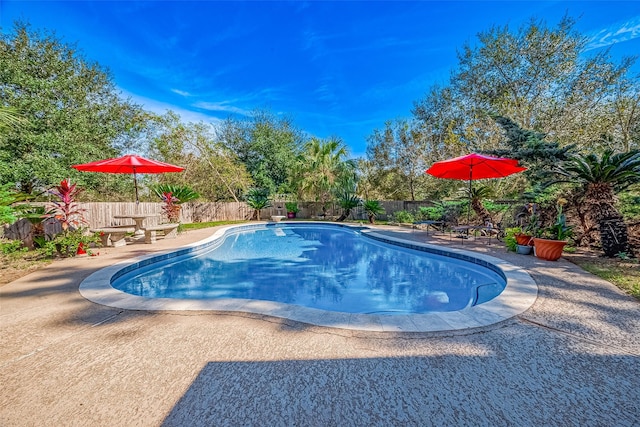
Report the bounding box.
[0,252,52,286]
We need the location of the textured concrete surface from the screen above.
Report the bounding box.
[1,224,639,426]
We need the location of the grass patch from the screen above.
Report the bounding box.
[180,220,248,231]
[568,256,640,300]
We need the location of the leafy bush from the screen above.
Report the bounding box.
[392,210,415,224]
[0,239,26,254]
[41,229,101,257]
[619,192,640,221]
[416,205,444,221]
[504,227,520,252]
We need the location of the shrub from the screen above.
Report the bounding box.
[392,210,415,224]
[0,239,26,254]
[504,227,520,252]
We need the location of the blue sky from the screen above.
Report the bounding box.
[2,1,640,158]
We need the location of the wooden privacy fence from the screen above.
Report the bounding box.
[82,200,440,227]
[80,202,253,228]
[3,200,440,239]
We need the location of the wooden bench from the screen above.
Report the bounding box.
[90,227,135,248]
[141,223,180,244]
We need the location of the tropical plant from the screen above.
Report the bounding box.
[463,185,493,222]
[152,184,200,204]
[335,191,360,222]
[292,137,355,214]
[555,150,640,257]
[161,192,181,223]
[245,188,271,221]
[363,200,385,224]
[539,205,574,241]
[46,179,87,232]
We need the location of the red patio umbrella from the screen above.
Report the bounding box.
[426,153,526,224]
[72,154,184,203]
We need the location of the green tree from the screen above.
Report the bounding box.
[149,112,252,202]
[490,115,575,181]
[451,16,634,149]
[220,111,304,193]
[0,22,148,195]
[364,119,433,200]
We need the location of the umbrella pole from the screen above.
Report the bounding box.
[467,168,472,225]
[134,171,140,205]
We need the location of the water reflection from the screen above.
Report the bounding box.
[113,225,506,314]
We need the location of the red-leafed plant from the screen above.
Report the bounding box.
[161,191,181,223]
[47,179,87,232]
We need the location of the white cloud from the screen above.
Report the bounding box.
[192,101,252,116]
[586,17,640,50]
[171,88,191,97]
[119,88,222,125]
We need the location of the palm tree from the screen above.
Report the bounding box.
[293,137,354,215]
[245,188,271,221]
[557,150,640,257]
[363,200,385,224]
[462,185,493,223]
[335,191,360,222]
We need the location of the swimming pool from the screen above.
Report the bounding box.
[112,223,505,314]
[79,223,537,332]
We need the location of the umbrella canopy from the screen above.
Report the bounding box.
[72,154,184,203]
[426,153,526,224]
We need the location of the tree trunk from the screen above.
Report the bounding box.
[599,215,630,257]
[336,209,350,222]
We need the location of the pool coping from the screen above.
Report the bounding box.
[79,222,538,333]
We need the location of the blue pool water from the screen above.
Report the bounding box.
[112,224,506,314]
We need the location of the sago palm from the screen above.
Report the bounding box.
[363,200,385,224]
[557,150,640,257]
[461,185,493,222]
[245,188,272,221]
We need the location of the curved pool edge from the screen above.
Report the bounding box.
[79,222,538,333]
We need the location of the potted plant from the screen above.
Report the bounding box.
[533,206,573,261]
[514,212,539,247]
[285,202,299,219]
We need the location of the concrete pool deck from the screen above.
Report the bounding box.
[1,223,639,426]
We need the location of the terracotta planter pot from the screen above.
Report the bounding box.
[532,238,567,261]
[287,212,296,219]
[515,234,534,246]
